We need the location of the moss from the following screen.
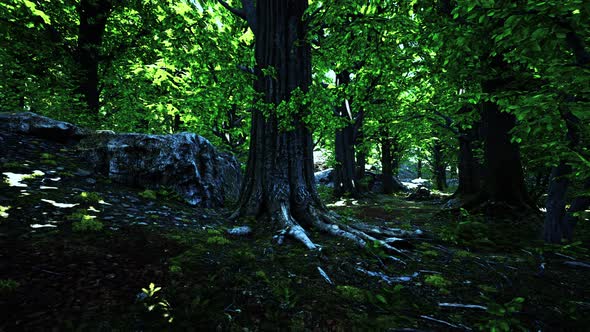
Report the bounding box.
[139,189,158,200]
[336,285,366,302]
[424,274,451,290]
[78,191,103,203]
[72,215,104,232]
[206,236,230,245]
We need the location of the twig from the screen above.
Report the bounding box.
[420,315,471,330]
[439,302,487,310]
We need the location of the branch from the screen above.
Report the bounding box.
[217,0,246,21]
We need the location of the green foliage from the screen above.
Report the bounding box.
[0,205,11,219]
[424,274,451,290]
[206,235,231,245]
[72,215,104,232]
[0,279,20,294]
[78,191,103,203]
[139,189,158,200]
[139,283,174,324]
[479,296,526,332]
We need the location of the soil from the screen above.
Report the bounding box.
[1,131,589,331]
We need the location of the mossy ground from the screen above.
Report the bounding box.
[1,132,589,331]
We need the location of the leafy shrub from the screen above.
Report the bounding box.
[139,189,158,200]
[72,215,104,232]
[78,191,102,203]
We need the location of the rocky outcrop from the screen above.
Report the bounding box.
[78,132,242,207]
[0,112,241,208]
[0,112,89,142]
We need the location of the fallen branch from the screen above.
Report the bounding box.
[564,261,590,269]
[438,302,488,310]
[419,315,471,330]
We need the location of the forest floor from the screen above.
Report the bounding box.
[1,132,590,331]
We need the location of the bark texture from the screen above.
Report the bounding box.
[228,0,408,253]
[333,72,358,197]
[76,0,113,116]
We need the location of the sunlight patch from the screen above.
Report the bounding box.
[30,224,57,229]
[41,199,79,208]
[0,205,10,218]
[2,170,44,187]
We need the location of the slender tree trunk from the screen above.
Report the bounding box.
[381,134,394,194]
[76,0,113,116]
[354,115,367,184]
[431,140,447,191]
[455,132,480,198]
[333,71,358,197]
[544,162,571,242]
[417,159,422,178]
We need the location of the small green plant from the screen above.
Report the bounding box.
[72,215,104,232]
[424,274,451,293]
[139,189,158,200]
[479,296,526,331]
[40,153,58,166]
[317,185,333,202]
[206,236,231,245]
[0,279,20,294]
[78,191,102,203]
[138,283,174,323]
[0,205,11,219]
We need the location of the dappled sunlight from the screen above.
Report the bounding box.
[30,224,57,229]
[0,205,10,218]
[40,199,79,208]
[2,170,44,187]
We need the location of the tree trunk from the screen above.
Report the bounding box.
[76,0,112,116]
[544,162,571,243]
[333,71,358,197]
[455,130,480,198]
[354,114,367,185]
[479,98,531,207]
[431,140,447,191]
[381,134,394,194]
[417,159,422,178]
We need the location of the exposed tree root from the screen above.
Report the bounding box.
[269,203,412,259]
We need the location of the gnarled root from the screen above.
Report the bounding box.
[272,203,411,260]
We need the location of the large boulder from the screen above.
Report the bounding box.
[0,112,89,142]
[78,132,242,207]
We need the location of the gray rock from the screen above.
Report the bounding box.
[79,132,242,208]
[0,112,88,142]
[314,168,334,186]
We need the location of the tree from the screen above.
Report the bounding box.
[217,0,406,252]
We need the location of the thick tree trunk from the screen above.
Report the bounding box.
[76,0,112,116]
[333,72,358,197]
[229,0,408,254]
[479,99,531,207]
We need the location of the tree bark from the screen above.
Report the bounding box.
[381,134,394,194]
[225,0,409,253]
[431,140,447,191]
[455,127,481,198]
[76,0,113,116]
[333,72,358,197]
[478,97,531,207]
